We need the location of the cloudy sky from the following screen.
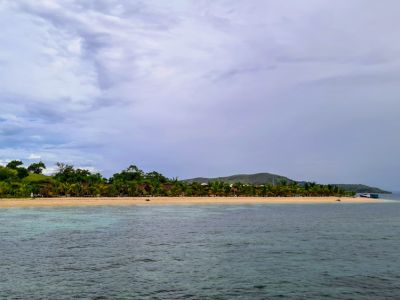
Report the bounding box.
[0,0,399,190]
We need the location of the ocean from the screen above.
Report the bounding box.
[380,192,400,201]
[1,203,400,299]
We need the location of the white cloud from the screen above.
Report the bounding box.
[28,154,41,160]
[0,0,399,188]
[0,4,100,111]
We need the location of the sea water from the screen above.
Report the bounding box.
[1,203,400,299]
[381,192,400,201]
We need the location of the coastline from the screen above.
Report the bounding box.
[0,196,385,208]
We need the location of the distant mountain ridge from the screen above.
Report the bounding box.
[183,173,391,194]
[183,173,293,185]
[331,184,391,194]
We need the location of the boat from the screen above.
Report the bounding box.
[360,193,379,199]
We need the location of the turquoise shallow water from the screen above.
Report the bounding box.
[1,203,400,299]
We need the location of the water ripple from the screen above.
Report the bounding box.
[0,204,400,299]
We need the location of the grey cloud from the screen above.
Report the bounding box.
[307,69,400,87]
[1,0,400,189]
[206,65,277,82]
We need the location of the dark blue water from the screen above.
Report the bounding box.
[1,203,400,299]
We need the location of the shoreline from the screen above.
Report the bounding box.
[0,196,386,208]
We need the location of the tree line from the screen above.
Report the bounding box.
[0,161,354,198]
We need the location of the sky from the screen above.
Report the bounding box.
[0,0,399,190]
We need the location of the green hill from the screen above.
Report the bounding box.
[183,173,391,194]
[332,184,391,194]
[183,173,294,185]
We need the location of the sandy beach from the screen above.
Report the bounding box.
[0,196,383,208]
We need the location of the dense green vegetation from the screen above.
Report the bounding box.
[0,161,354,198]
